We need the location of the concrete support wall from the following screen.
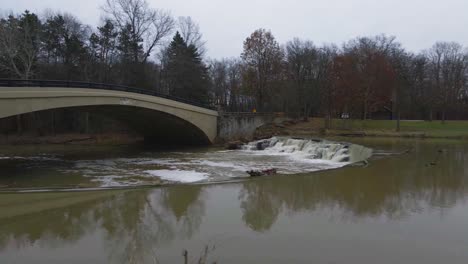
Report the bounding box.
[217,113,275,142]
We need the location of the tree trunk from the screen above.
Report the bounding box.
[396,110,401,132]
[303,103,308,121]
[51,110,56,136]
[31,112,38,135]
[84,112,90,134]
[395,94,401,132]
[324,114,330,130]
[16,115,22,135]
[441,109,446,124]
[363,102,368,121]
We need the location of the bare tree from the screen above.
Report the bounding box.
[177,16,206,56]
[0,12,40,79]
[208,58,250,112]
[209,59,229,106]
[102,0,175,63]
[318,44,339,129]
[390,49,412,131]
[241,29,284,111]
[0,11,42,134]
[285,38,320,118]
[425,42,468,123]
[226,59,245,111]
[342,35,399,120]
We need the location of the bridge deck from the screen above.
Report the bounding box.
[0,79,214,110]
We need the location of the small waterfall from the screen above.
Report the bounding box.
[243,137,372,163]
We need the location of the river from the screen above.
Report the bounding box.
[0,137,467,263]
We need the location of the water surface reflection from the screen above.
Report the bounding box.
[0,186,206,263]
[1,139,468,263]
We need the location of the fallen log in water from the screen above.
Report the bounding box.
[247,169,277,177]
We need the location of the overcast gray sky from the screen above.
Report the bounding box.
[2,0,468,59]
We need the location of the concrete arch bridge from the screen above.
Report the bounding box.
[0,80,218,144]
[0,80,274,144]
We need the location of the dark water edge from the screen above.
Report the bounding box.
[0,138,467,263]
[0,143,227,189]
[0,132,144,145]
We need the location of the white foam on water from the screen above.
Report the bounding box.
[144,170,209,183]
[0,156,62,161]
[117,157,196,167]
[242,137,371,164]
[91,175,145,187]
[52,137,372,187]
[133,159,179,165]
[194,160,249,171]
[91,176,124,187]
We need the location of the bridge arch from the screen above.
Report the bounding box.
[0,87,218,144]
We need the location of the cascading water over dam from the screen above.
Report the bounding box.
[0,137,373,187]
[242,137,373,163]
[67,137,374,186]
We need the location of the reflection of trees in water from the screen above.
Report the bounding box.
[0,193,110,250]
[162,185,205,239]
[239,183,281,232]
[239,143,468,232]
[0,185,206,264]
[105,186,206,264]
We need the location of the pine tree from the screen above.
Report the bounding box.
[89,20,118,82]
[115,24,143,86]
[164,32,210,104]
[117,24,144,64]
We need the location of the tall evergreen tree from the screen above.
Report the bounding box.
[116,24,146,87]
[40,14,89,80]
[164,32,209,103]
[89,20,118,82]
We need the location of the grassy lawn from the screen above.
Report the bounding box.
[322,119,468,138]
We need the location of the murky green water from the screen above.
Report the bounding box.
[0,137,372,189]
[1,138,468,263]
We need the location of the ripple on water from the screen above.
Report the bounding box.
[4,137,370,188]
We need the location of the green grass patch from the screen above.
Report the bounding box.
[326,119,468,138]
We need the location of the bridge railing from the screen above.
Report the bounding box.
[0,79,215,110]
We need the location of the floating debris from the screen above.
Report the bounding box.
[247,168,277,177]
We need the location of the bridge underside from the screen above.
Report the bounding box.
[0,106,212,145]
[0,87,218,145]
[94,105,211,145]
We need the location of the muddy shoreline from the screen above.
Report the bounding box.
[0,133,143,146]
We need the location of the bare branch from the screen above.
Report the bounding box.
[178,16,206,56]
[102,0,174,63]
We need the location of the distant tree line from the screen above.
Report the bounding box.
[213,30,468,129]
[1,0,468,136]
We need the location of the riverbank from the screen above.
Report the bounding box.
[0,133,143,145]
[3,118,468,147]
[255,118,468,140]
